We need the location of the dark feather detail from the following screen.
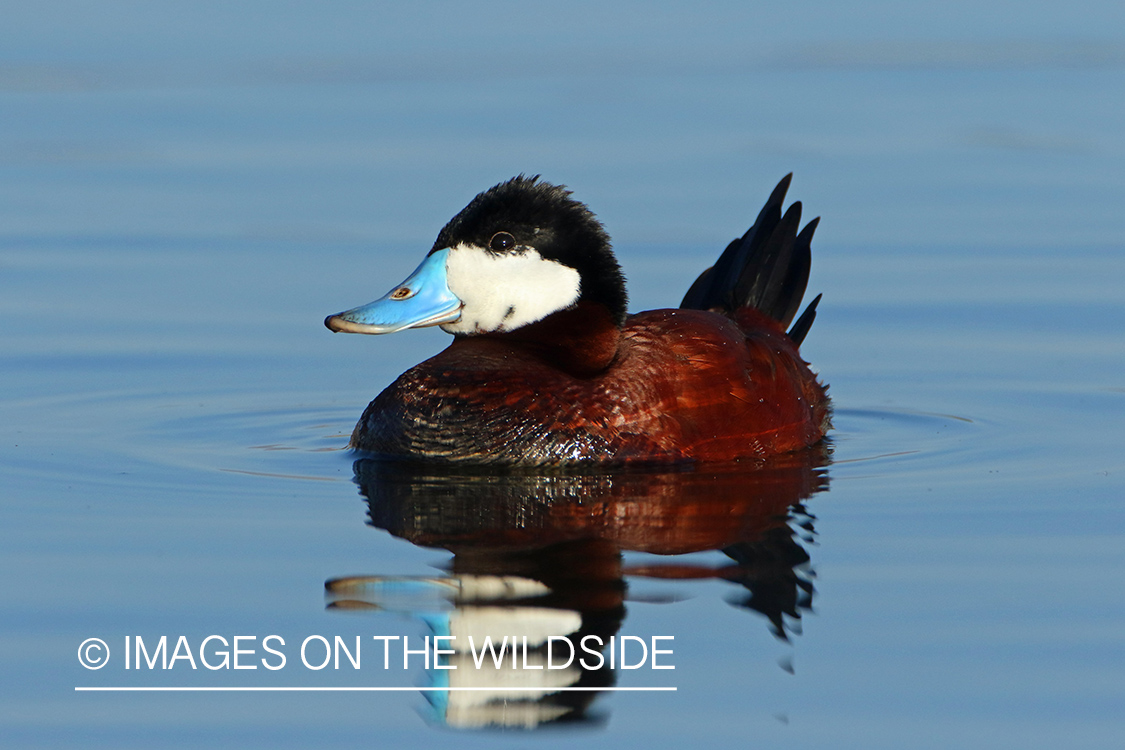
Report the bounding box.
[680,174,820,344]
[786,293,821,347]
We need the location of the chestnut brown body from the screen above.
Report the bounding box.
[351,304,829,465]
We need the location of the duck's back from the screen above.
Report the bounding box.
[350,307,828,465]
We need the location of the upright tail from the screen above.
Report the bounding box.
[680,174,821,346]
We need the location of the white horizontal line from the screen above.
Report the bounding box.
[76,686,676,692]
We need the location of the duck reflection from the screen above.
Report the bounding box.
[326,446,828,729]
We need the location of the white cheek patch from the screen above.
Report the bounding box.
[440,243,581,334]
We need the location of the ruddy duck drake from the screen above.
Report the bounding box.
[325,175,830,465]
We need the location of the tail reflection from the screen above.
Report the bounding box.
[326,447,829,728]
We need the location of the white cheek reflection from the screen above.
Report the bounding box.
[440,243,581,334]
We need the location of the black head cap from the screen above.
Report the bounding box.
[431,176,628,325]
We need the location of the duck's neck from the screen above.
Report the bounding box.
[481,301,622,377]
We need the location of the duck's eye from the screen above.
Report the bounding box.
[489,232,516,252]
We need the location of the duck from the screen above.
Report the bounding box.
[325,174,830,466]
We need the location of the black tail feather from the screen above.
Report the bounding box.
[786,293,821,347]
[680,174,820,345]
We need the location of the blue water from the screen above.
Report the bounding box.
[3,2,1124,748]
